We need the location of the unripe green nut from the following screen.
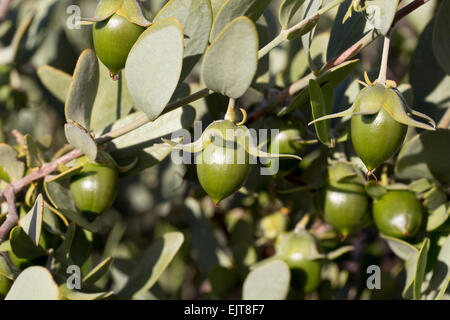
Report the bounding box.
[351,84,408,171]
[275,230,322,294]
[196,120,252,205]
[322,163,370,236]
[266,117,306,174]
[70,157,119,220]
[93,13,146,77]
[373,190,423,239]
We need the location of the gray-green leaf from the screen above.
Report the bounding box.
[125,18,184,121]
[242,259,290,300]
[5,266,59,300]
[432,0,450,75]
[65,49,99,130]
[119,232,184,298]
[19,194,44,246]
[37,66,72,103]
[201,17,258,99]
[64,121,98,162]
[154,0,213,81]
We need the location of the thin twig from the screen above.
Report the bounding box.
[0,188,18,241]
[392,0,431,27]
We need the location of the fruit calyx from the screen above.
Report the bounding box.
[308,72,436,131]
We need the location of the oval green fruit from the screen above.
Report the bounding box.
[276,230,322,294]
[70,157,119,220]
[373,190,423,239]
[93,13,146,77]
[196,120,252,205]
[351,85,408,171]
[323,163,370,236]
[266,117,306,174]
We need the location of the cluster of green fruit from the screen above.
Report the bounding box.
[52,0,436,298]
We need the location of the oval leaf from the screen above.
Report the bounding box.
[210,0,271,41]
[432,0,450,75]
[309,79,333,146]
[90,62,134,135]
[201,17,258,99]
[395,129,450,187]
[364,0,399,35]
[10,226,46,259]
[64,121,98,162]
[154,0,212,81]
[125,18,184,121]
[242,259,290,300]
[380,234,419,261]
[119,232,184,298]
[83,257,113,286]
[0,143,25,182]
[18,194,44,246]
[37,66,72,103]
[5,266,59,300]
[65,49,99,130]
[279,0,306,29]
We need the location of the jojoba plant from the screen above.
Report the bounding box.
[0,0,448,302]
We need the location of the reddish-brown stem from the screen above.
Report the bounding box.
[0,148,82,241]
[0,188,18,241]
[392,0,431,27]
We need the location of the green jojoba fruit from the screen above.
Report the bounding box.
[309,80,435,172]
[196,120,252,205]
[70,157,119,220]
[322,163,370,237]
[351,85,408,171]
[93,13,146,78]
[266,116,307,174]
[373,190,423,239]
[275,230,322,294]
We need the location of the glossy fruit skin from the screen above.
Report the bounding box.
[322,163,370,236]
[373,190,423,239]
[196,120,251,204]
[93,13,146,76]
[276,231,322,294]
[266,117,306,174]
[0,275,12,299]
[70,158,119,220]
[351,85,408,171]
